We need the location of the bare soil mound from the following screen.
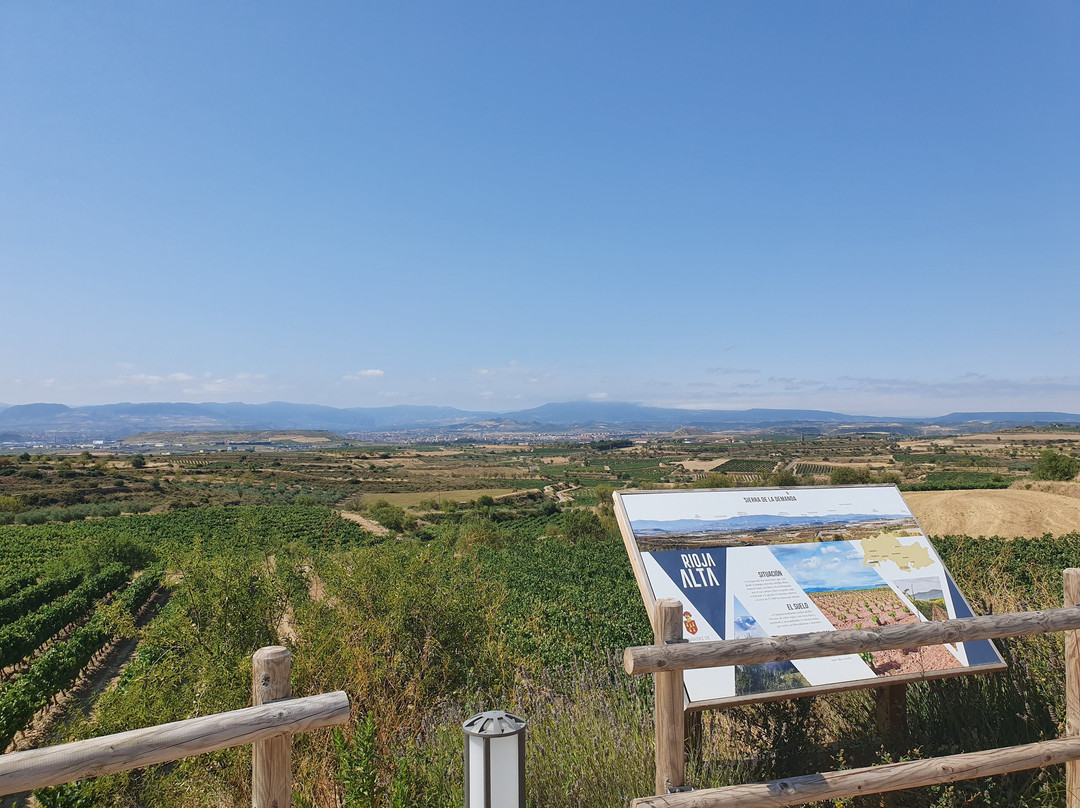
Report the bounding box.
[903,488,1080,538]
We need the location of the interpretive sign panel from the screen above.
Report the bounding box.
[613,484,1005,710]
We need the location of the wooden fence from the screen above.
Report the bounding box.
[0,646,350,807]
[624,568,1080,807]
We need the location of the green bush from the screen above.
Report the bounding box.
[1032,449,1080,481]
[690,472,735,488]
[829,466,872,485]
[559,509,605,545]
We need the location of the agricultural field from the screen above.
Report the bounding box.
[4,427,1080,527]
[793,462,833,476]
[715,459,777,474]
[350,487,517,509]
[0,429,1078,806]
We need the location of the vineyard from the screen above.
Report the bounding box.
[0,432,1079,806]
[0,493,1071,807]
[903,471,1014,491]
[793,462,833,476]
[715,459,777,474]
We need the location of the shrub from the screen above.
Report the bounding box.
[1032,449,1080,481]
[690,473,735,489]
[559,509,605,545]
[829,466,872,485]
[458,517,503,549]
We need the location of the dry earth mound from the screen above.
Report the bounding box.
[903,483,1080,538]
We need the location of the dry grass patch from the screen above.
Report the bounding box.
[678,459,726,472]
[360,488,517,509]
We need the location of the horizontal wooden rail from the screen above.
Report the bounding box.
[625,604,1080,675]
[630,734,1080,807]
[0,690,350,796]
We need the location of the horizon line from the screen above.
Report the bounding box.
[3,398,1080,423]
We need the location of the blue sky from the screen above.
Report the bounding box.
[770,543,887,593]
[2,3,1077,414]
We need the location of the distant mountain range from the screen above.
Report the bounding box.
[630,512,912,536]
[0,400,1079,442]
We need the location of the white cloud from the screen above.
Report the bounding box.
[343,369,385,381]
[706,366,757,375]
[182,372,267,396]
[126,374,164,386]
[587,392,609,400]
[101,371,195,388]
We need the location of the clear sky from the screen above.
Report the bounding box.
[2,2,1077,415]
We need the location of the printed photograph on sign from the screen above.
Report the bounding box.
[731,596,810,696]
[614,485,1005,710]
[629,495,920,551]
[768,542,962,678]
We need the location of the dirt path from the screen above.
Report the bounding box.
[273,559,337,647]
[305,565,339,609]
[556,485,580,503]
[543,483,580,503]
[903,487,1080,538]
[278,602,299,644]
[339,510,390,536]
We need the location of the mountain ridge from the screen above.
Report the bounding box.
[1,400,1079,441]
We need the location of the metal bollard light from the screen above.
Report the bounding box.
[463,710,527,808]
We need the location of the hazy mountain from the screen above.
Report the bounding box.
[935,412,1080,425]
[1,400,1078,441]
[509,402,867,427]
[631,512,911,536]
[1,403,73,421]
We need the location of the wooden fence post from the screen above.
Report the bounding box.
[654,598,685,796]
[1065,569,1080,808]
[252,646,291,808]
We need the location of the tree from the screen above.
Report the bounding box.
[767,469,799,487]
[829,466,872,485]
[130,455,147,469]
[560,509,606,544]
[1032,449,1080,482]
[366,500,416,533]
[690,473,735,489]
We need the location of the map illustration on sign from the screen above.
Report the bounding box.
[613,484,1004,710]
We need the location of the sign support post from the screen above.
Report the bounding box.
[875,683,909,753]
[654,598,685,796]
[1064,567,1080,808]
